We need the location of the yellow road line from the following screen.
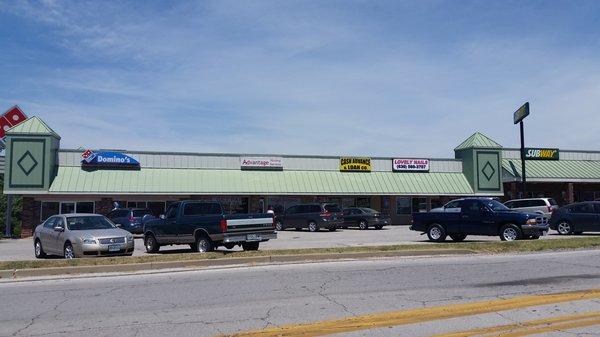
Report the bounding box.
[432,311,600,337]
[218,289,600,337]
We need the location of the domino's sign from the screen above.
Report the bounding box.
[81,150,140,168]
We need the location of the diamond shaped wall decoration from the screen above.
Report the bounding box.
[17,151,38,176]
[482,161,496,181]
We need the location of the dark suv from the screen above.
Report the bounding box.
[275,203,343,232]
[106,208,154,234]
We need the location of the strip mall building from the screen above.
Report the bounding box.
[3,117,600,237]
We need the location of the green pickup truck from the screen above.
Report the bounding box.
[143,201,277,253]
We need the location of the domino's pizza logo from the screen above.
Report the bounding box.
[82,149,97,163]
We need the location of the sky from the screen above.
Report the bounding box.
[0,0,599,157]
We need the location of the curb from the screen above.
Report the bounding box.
[0,249,473,280]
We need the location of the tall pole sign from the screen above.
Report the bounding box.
[513,102,530,197]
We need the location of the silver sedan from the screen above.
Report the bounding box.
[33,214,134,259]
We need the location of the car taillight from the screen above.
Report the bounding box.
[219,219,227,233]
[320,211,332,217]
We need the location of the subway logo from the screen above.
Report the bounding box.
[524,148,559,160]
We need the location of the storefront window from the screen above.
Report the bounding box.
[76,202,94,214]
[396,197,411,215]
[41,202,59,221]
[356,197,371,208]
[147,202,166,216]
[412,197,428,213]
[61,202,75,214]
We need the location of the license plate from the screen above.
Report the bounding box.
[247,234,260,241]
[108,245,120,252]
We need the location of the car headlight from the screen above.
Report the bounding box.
[526,219,537,225]
[126,235,134,243]
[82,237,97,244]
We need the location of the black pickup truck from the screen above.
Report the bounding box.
[143,201,276,253]
[410,198,549,242]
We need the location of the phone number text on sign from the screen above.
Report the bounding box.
[393,159,430,172]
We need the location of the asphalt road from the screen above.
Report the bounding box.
[2,250,600,336]
[0,225,590,261]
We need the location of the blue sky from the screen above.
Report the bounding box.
[1,0,599,157]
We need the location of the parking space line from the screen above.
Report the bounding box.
[218,289,600,337]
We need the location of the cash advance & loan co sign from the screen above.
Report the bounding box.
[340,157,371,172]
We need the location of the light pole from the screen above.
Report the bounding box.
[513,102,530,197]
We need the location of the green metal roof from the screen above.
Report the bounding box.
[503,159,600,181]
[6,116,61,139]
[455,132,502,150]
[47,167,476,195]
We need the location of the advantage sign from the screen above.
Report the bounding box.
[392,158,430,172]
[340,157,371,172]
[524,148,559,160]
[240,157,283,170]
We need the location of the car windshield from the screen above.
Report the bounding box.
[133,210,153,217]
[361,208,379,214]
[66,216,116,231]
[485,200,510,212]
[324,204,341,212]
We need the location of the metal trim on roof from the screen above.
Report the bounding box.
[502,159,600,182]
[455,132,502,150]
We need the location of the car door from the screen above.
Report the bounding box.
[156,203,179,242]
[571,203,596,231]
[39,217,58,254]
[51,217,67,254]
[459,200,484,235]
[283,206,298,227]
[440,200,462,233]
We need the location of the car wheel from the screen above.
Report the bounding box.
[34,239,46,258]
[242,242,259,251]
[308,221,318,232]
[449,234,467,242]
[358,220,368,230]
[556,221,572,235]
[500,224,521,241]
[63,242,75,259]
[275,221,284,231]
[196,235,214,253]
[427,224,447,242]
[375,225,383,230]
[144,234,160,253]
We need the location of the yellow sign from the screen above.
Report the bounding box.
[340,157,371,172]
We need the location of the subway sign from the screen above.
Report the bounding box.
[81,150,140,168]
[524,148,559,161]
[340,157,371,172]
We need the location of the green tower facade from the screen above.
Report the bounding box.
[4,116,60,192]
[454,132,503,195]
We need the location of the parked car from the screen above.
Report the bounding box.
[550,201,600,235]
[33,214,134,259]
[275,203,343,232]
[504,198,559,218]
[143,201,276,253]
[106,208,154,234]
[342,207,390,230]
[410,198,549,242]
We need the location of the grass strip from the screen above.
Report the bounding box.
[2,236,600,271]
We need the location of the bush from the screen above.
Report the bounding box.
[0,175,22,237]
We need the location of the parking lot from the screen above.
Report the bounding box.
[0,226,589,261]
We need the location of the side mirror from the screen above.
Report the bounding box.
[159,214,166,219]
[54,226,64,232]
[115,223,122,228]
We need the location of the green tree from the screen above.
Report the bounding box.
[0,175,22,237]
